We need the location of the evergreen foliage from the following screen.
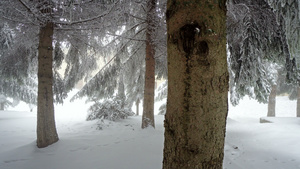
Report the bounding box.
[0,23,37,105]
[155,80,167,115]
[72,0,167,112]
[267,0,300,62]
[227,0,294,105]
[0,0,122,105]
[87,97,134,121]
[82,72,134,121]
[71,56,120,102]
[0,95,12,110]
[155,81,167,101]
[53,42,67,104]
[70,1,148,106]
[268,0,300,103]
[158,102,166,115]
[0,0,131,147]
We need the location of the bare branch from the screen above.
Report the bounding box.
[55,1,118,26]
[129,14,147,22]
[55,27,103,31]
[107,33,146,42]
[17,0,43,24]
[0,15,37,25]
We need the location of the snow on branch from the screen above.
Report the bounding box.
[55,0,119,26]
[227,0,289,105]
[70,56,120,102]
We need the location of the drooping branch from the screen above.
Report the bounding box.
[227,0,289,105]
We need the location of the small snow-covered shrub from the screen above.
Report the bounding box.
[87,99,134,121]
[0,95,12,110]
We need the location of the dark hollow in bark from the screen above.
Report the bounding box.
[163,1,228,168]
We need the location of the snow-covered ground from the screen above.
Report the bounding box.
[224,96,300,169]
[0,96,300,169]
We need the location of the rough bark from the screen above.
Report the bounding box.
[142,0,156,129]
[163,0,228,168]
[36,22,59,148]
[136,98,140,116]
[267,85,277,117]
[297,87,300,117]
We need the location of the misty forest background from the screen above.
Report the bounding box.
[0,0,299,168]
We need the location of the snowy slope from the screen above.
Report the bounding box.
[0,96,300,169]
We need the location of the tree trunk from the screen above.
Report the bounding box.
[36,22,59,148]
[117,74,125,108]
[136,98,140,116]
[0,103,4,110]
[267,85,277,117]
[297,87,300,117]
[142,0,156,129]
[163,1,228,168]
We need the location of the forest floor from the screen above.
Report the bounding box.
[0,95,300,169]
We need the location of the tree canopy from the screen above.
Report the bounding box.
[227,0,298,105]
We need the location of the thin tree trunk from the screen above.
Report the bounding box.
[0,103,4,110]
[117,74,125,108]
[163,1,228,168]
[142,0,156,129]
[136,98,140,116]
[297,87,300,117]
[267,85,277,117]
[36,22,59,148]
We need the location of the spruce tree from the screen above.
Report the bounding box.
[267,0,300,117]
[163,0,228,168]
[141,0,157,128]
[71,1,167,126]
[227,0,292,106]
[0,22,37,107]
[0,0,122,147]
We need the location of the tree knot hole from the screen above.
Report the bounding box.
[197,41,209,57]
[179,22,201,57]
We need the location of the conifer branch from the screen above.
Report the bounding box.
[106,33,146,42]
[17,0,44,24]
[129,14,147,22]
[55,1,118,26]
[0,15,35,25]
